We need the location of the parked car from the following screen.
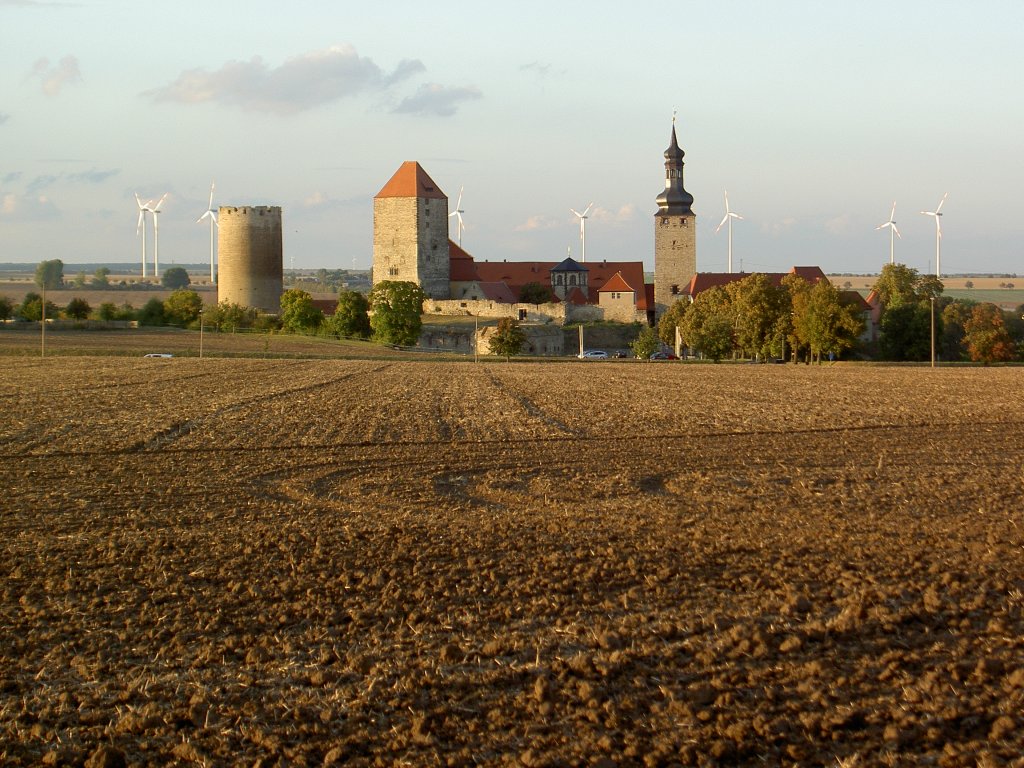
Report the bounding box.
[612,350,630,359]
[143,353,174,358]
[649,351,679,360]
[578,350,609,360]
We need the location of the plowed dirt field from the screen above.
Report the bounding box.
[2,359,1023,766]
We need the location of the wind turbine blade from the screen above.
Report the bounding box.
[570,208,582,218]
[731,212,744,221]
[137,210,145,234]
[892,223,901,239]
[208,181,215,209]
[455,185,463,210]
[935,192,948,214]
[154,193,168,210]
[716,214,729,233]
[582,202,593,217]
[889,201,896,222]
[723,190,730,214]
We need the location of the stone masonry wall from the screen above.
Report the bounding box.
[653,213,696,315]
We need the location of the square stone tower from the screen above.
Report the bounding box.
[653,122,697,316]
[373,161,450,299]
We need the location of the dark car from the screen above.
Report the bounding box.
[649,351,679,360]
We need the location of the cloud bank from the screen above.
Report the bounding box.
[147,45,425,115]
[29,55,81,96]
[393,83,482,117]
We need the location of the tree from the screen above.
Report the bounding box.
[940,300,975,361]
[163,289,203,327]
[879,302,934,361]
[963,303,1015,363]
[65,297,91,320]
[279,288,324,334]
[332,290,371,338]
[678,286,734,362]
[964,280,974,289]
[0,296,12,321]
[871,263,924,309]
[657,298,690,346]
[368,280,426,346]
[137,297,167,326]
[727,273,785,360]
[631,325,661,360]
[781,274,812,362]
[72,272,88,289]
[488,317,526,360]
[206,301,255,333]
[519,281,553,304]
[35,259,64,291]
[18,292,58,322]
[796,279,864,362]
[92,267,111,288]
[162,266,191,290]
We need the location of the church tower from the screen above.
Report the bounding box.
[653,119,696,315]
[373,161,451,299]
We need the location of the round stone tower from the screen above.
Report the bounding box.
[217,206,283,314]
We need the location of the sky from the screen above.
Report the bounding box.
[2,0,1023,277]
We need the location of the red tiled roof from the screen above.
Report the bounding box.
[565,287,589,305]
[479,282,518,303]
[686,267,828,298]
[376,161,447,200]
[839,290,871,311]
[471,259,648,306]
[449,240,481,281]
[599,271,635,293]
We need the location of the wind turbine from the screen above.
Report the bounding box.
[715,191,744,273]
[134,193,152,279]
[448,186,465,248]
[920,192,948,277]
[570,202,593,262]
[196,182,218,284]
[147,193,169,278]
[875,201,901,265]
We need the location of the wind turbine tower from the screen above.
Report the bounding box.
[148,193,169,278]
[135,193,152,279]
[715,191,743,273]
[197,182,218,284]
[920,192,948,277]
[448,186,465,248]
[875,201,901,265]
[570,202,594,263]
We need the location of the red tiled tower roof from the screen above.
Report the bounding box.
[375,161,447,200]
[600,271,635,293]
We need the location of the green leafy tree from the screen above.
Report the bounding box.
[678,286,734,362]
[519,282,553,304]
[163,289,203,327]
[137,297,167,326]
[92,267,111,288]
[64,297,91,320]
[940,301,976,361]
[781,274,812,362]
[368,280,426,346]
[796,279,864,362]
[34,259,64,291]
[332,290,371,338]
[206,301,255,332]
[0,296,12,321]
[657,298,690,346]
[963,303,1016,363]
[872,263,924,309]
[280,288,324,334]
[72,272,88,289]
[18,292,59,321]
[488,317,526,360]
[726,273,785,360]
[631,325,661,359]
[879,302,934,361]
[162,266,191,290]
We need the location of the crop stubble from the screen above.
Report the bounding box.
[2,359,1023,766]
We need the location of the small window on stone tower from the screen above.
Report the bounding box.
[681,218,687,227]
[671,285,679,295]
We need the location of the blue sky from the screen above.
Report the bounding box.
[2,0,1022,276]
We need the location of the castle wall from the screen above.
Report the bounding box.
[217,206,283,314]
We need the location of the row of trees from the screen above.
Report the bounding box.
[658,273,865,362]
[36,260,195,291]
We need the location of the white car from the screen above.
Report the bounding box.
[144,353,174,358]
[578,350,608,360]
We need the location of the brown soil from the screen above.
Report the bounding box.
[2,360,1023,766]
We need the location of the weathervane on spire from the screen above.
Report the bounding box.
[672,108,677,125]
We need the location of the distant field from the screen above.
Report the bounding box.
[828,275,1023,309]
[0,326,437,360]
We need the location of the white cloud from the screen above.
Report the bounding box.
[591,203,636,226]
[29,55,81,96]
[765,217,797,237]
[515,215,560,232]
[0,193,59,220]
[393,83,482,117]
[303,192,327,207]
[147,45,424,116]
